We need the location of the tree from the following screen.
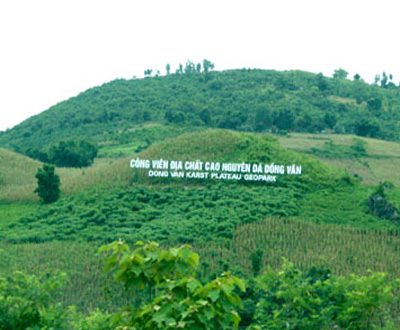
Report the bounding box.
[176,63,183,74]
[333,68,348,80]
[184,60,196,74]
[200,108,211,125]
[250,249,263,276]
[100,241,245,329]
[273,109,295,130]
[373,74,380,85]
[34,164,60,203]
[367,97,382,111]
[49,140,98,168]
[354,117,380,137]
[166,63,171,75]
[381,71,388,88]
[0,271,68,329]
[324,112,337,129]
[203,59,215,73]
[254,108,272,132]
[316,73,329,92]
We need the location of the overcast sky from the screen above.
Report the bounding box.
[0,0,399,131]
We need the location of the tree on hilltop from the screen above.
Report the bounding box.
[203,59,215,73]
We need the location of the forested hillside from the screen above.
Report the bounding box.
[2,67,400,328]
[1,68,400,159]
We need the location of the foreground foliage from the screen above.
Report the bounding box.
[250,261,398,329]
[0,242,398,329]
[99,241,245,329]
[0,241,245,330]
[0,271,67,329]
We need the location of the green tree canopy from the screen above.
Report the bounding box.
[49,140,98,168]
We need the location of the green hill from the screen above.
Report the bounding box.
[1,69,400,160]
[1,128,400,323]
[1,68,400,324]
[3,130,398,245]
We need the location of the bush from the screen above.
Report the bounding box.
[34,164,61,204]
[250,260,398,330]
[0,271,67,329]
[99,241,246,329]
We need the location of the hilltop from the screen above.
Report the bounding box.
[0,69,399,160]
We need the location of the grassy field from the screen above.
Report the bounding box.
[0,147,130,203]
[0,240,132,311]
[0,148,41,202]
[279,133,400,185]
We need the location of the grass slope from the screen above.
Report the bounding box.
[0,147,41,202]
[0,147,114,203]
[279,133,400,185]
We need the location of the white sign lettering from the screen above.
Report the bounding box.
[130,158,302,183]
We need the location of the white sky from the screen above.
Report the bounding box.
[0,0,399,131]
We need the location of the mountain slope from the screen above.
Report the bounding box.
[1,69,399,156]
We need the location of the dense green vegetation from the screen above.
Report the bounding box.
[3,182,397,244]
[3,218,400,312]
[1,241,398,329]
[38,140,98,167]
[249,262,397,329]
[0,203,37,229]
[6,130,392,245]
[1,68,400,159]
[1,184,299,243]
[96,124,200,159]
[1,66,400,328]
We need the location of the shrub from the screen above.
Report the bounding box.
[99,241,246,329]
[250,260,398,330]
[34,164,61,203]
[0,271,67,329]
